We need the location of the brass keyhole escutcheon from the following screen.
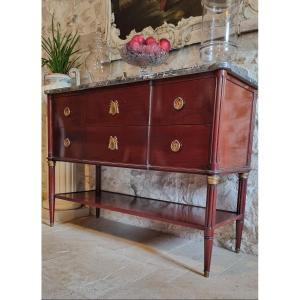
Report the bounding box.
[173,97,185,111]
[170,139,182,152]
[64,107,71,117]
[64,138,71,148]
[109,100,119,116]
[108,136,118,150]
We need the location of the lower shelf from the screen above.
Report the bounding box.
[55,190,240,230]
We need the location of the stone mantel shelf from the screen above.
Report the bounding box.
[45,62,258,95]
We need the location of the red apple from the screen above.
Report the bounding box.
[131,34,146,45]
[144,44,160,55]
[127,40,142,52]
[159,38,171,52]
[144,44,152,54]
[145,36,157,45]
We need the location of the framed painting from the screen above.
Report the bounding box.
[102,0,258,60]
[111,0,204,40]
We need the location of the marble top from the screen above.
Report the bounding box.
[45,62,258,95]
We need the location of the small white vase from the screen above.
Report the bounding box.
[44,73,72,89]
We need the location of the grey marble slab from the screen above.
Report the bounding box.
[45,62,258,95]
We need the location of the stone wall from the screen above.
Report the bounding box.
[42,0,258,254]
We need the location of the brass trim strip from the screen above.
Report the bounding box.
[239,173,249,179]
[48,160,55,167]
[207,175,220,185]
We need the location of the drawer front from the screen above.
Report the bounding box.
[53,128,84,159]
[152,76,215,125]
[149,125,211,169]
[52,94,85,129]
[85,83,150,126]
[84,126,148,165]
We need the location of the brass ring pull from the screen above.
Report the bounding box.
[173,97,185,111]
[109,100,119,116]
[64,107,71,117]
[108,136,118,150]
[170,139,182,152]
[63,138,71,148]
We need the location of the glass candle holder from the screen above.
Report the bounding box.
[200,0,241,62]
[94,30,112,80]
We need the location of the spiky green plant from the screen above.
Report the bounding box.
[42,15,81,74]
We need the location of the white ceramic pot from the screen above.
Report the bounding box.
[44,73,72,89]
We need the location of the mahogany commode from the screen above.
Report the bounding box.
[46,64,257,278]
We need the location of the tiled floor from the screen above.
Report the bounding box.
[42,216,258,299]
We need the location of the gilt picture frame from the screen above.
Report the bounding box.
[102,0,258,60]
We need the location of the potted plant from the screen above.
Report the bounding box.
[42,15,81,88]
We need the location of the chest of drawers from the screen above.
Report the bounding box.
[46,66,257,277]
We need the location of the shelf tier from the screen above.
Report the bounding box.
[55,190,241,230]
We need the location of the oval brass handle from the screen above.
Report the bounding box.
[170,139,182,152]
[109,100,119,116]
[173,97,185,111]
[64,107,71,117]
[63,138,71,148]
[108,136,118,150]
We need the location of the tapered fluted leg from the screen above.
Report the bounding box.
[204,231,214,278]
[48,160,56,227]
[204,175,220,278]
[235,222,243,253]
[235,173,249,253]
[95,165,101,218]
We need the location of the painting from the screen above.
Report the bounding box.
[111,0,203,40]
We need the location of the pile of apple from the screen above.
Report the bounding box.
[126,34,171,55]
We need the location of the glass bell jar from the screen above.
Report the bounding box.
[200,0,241,62]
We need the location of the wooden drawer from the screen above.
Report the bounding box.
[52,94,85,129]
[151,75,215,125]
[149,125,211,169]
[53,128,84,159]
[84,126,148,165]
[85,83,150,126]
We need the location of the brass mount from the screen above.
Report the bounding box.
[173,96,185,111]
[207,175,220,185]
[108,136,118,150]
[48,160,55,167]
[239,173,249,179]
[109,100,119,116]
[170,139,182,152]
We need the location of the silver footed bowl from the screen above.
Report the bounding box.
[120,45,169,68]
